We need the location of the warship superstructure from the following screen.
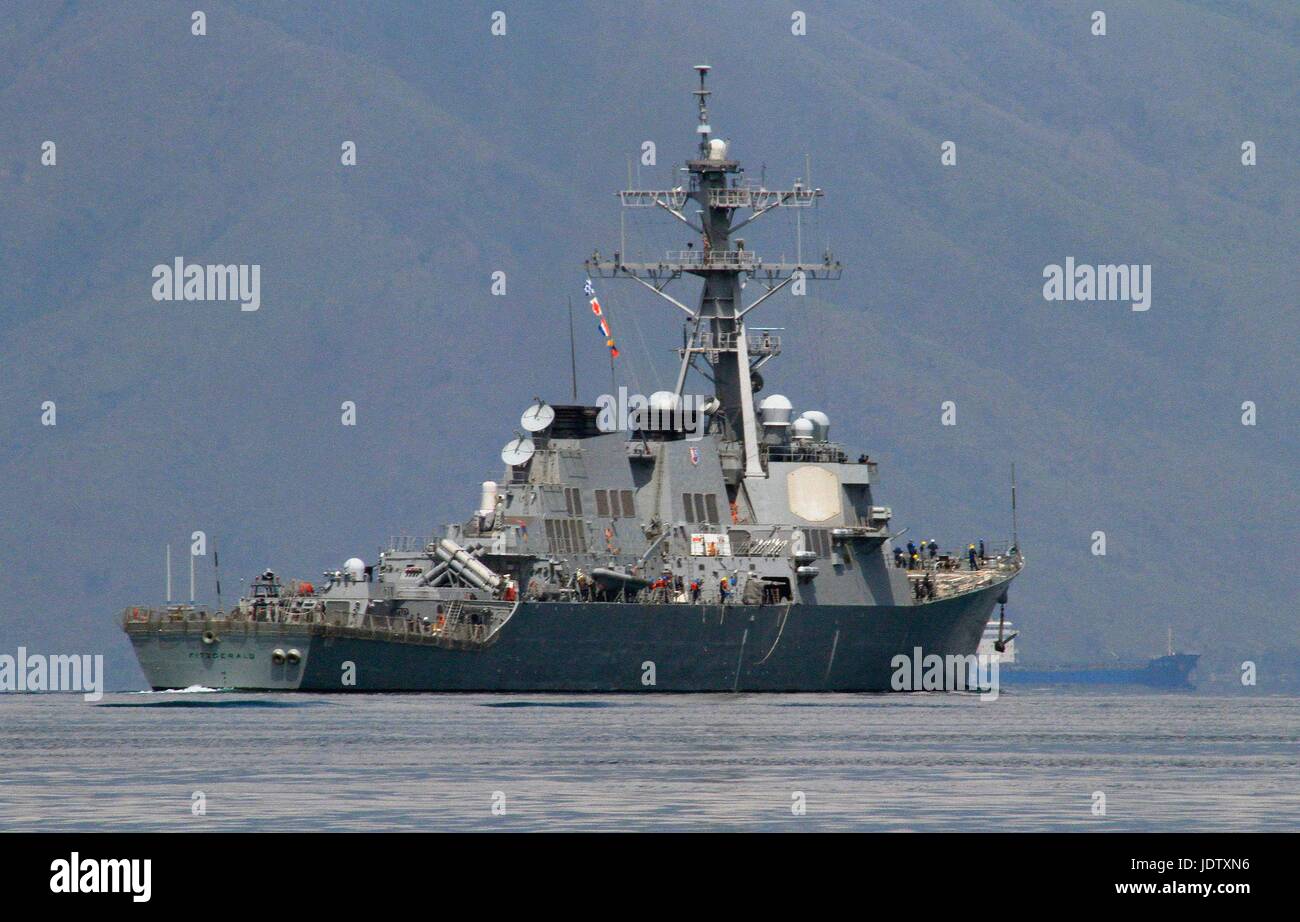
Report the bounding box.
[123,68,1023,692]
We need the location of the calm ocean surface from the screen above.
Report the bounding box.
[1,689,1296,831]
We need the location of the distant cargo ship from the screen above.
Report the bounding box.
[1000,653,1199,689]
[978,624,1199,689]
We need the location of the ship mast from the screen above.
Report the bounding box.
[585,66,841,478]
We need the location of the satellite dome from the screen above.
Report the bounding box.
[707,138,728,161]
[758,394,793,426]
[799,410,830,441]
[344,557,365,580]
[791,418,815,441]
[649,390,681,411]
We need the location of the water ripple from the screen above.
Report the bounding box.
[1,689,1296,831]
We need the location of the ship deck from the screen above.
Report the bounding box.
[902,546,1020,602]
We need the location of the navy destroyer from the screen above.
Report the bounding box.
[123,68,1023,692]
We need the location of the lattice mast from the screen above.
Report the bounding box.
[585,65,841,478]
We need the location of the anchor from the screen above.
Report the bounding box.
[993,600,1019,653]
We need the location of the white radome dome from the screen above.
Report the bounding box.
[758,394,793,426]
[799,410,830,440]
[649,390,681,412]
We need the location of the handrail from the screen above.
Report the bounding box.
[665,249,759,269]
[122,597,519,648]
[895,542,1018,570]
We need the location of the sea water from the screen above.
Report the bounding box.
[0,689,1295,831]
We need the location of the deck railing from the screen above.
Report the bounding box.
[895,542,1018,571]
[122,599,518,648]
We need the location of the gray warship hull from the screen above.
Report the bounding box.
[126,581,1007,693]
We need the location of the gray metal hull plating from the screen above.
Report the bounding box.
[129,582,1005,693]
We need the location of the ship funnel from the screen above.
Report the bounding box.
[791,418,815,442]
[799,410,830,441]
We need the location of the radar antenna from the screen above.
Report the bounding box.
[585,68,841,478]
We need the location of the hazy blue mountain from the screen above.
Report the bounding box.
[1,1,1296,688]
